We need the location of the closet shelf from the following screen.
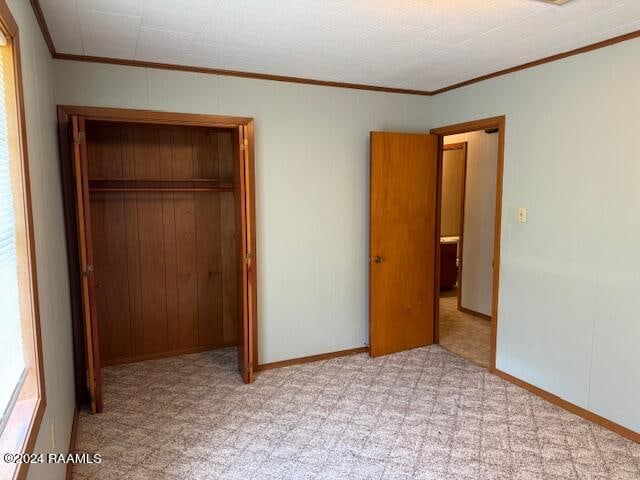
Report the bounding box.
[89,177,231,183]
[90,187,233,193]
[89,177,234,193]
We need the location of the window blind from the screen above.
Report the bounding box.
[0,40,25,433]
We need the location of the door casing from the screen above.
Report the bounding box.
[57,105,258,409]
[430,116,506,372]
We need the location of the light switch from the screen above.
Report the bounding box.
[518,208,527,223]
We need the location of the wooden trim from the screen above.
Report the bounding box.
[58,105,253,127]
[29,0,55,56]
[89,187,233,193]
[235,125,251,382]
[57,108,88,406]
[495,369,639,444]
[101,343,237,367]
[0,0,16,35]
[256,347,369,372]
[431,29,640,95]
[443,143,465,151]
[491,121,506,373]
[245,121,259,374]
[431,116,507,137]
[458,305,491,321]
[65,407,79,480]
[431,116,505,373]
[433,135,444,344]
[53,53,432,96]
[72,115,101,414]
[9,35,47,451]
[456,145,468,314]
[441,142,468,313]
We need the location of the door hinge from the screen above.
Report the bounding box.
[82,264,94,277]
[240,138,248,151]
[74,131,85,145]
[244,253,253,264]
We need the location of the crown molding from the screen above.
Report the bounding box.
[52,52,433,96]
[29,0,55,56]
[431,29,640,95]
[27,0,640,97]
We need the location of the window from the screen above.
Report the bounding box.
[0,2,46,479]
[0,28,26,435]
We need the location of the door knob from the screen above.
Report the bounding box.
[372,255,384,264]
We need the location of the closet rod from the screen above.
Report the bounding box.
[89,177,230,183]
[90,187,233,193]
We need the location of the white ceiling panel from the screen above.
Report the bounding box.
[137,27,194,50]
[51,33,84,55]
[76,0,144,16]
[39,0,78,18]
[78,10,141,36]
[42,0,640,92]
[141,7,208,33]
[82,29,137,51]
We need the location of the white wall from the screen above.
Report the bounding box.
[52,60,432,364]
[445,131,498,317]
[6,1,76,479]
[433,38,640,433]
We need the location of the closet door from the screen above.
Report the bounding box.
[235,125,256,383]
[71,116,103,412]
[369,132,438,357]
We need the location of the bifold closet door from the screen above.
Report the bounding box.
[87,123,238,366]
[235,124,256,383]
[369,132,438,357]
[71,116,103,413]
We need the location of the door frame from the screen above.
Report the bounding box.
[430,116,505,372]
[57,105,258,407]
[440,142,467,304]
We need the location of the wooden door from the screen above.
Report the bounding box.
[71,116,103,412]
[234,125,257,383]
[369,132,439,357]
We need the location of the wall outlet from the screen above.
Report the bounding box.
[518,207,527,223]
[51,417,56,449]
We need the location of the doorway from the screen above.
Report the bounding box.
[57,106,258,413]
[368,117,504,372]
[431,117,505,372]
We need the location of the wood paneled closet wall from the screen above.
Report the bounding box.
[59,106,257,413]
[86,122,238,365]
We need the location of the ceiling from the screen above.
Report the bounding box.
[40,0,640,92]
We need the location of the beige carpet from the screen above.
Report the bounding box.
[73,347,639,480]
[439,290,491,368]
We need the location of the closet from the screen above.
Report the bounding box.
[88,122,238,364]
[58,107,257,414]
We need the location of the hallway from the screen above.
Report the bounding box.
[439,289,491,368]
